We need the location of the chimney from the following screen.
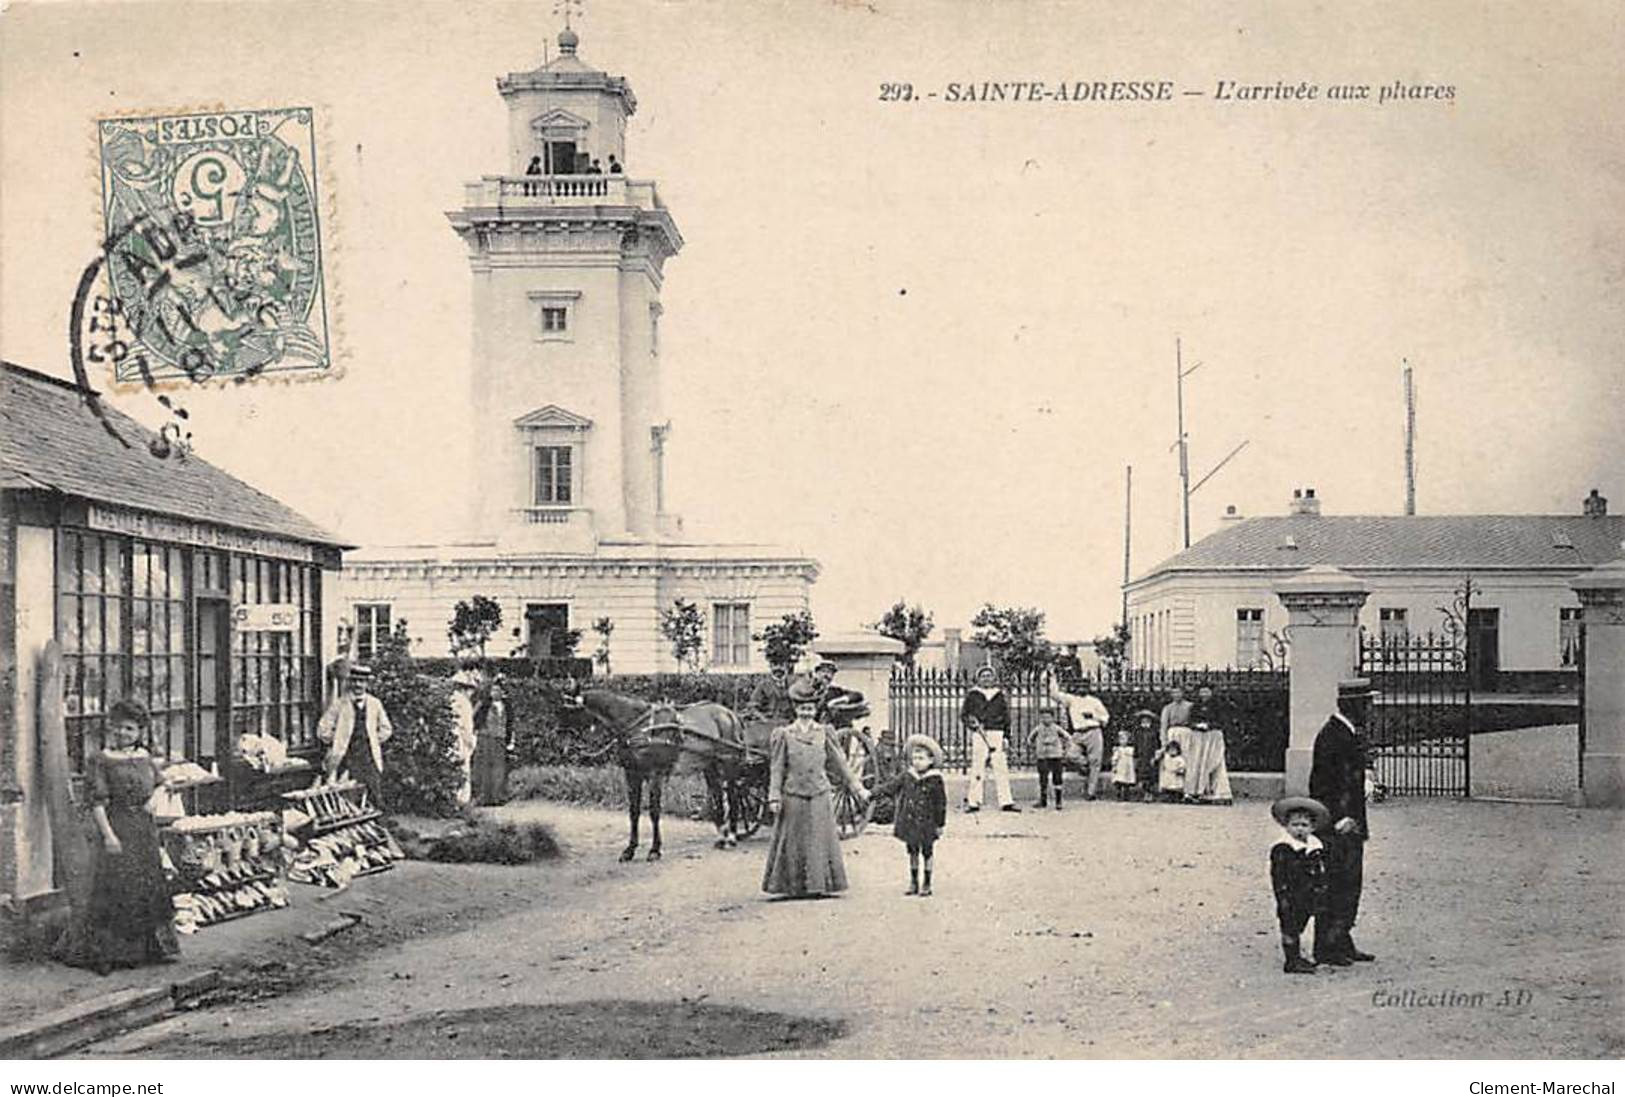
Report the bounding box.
[944,628,962,673]
[1583,489,1608,517]
[1221,504,1244,524]
[1289,487,1322,517]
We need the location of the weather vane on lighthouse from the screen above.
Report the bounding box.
[554,0,583,31]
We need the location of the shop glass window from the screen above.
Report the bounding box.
[128,542,188,762]
[712,602,750,667]
[229,555,322,752]
[57,532,132,770]
[56,529,323,770]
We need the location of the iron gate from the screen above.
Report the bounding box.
[1358,630,1469,797]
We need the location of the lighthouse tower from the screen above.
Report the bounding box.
[339,29,817,673]
[448,26,683,551]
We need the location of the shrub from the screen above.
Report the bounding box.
[601,673,766,709]
[372,624,465,818]
[420,821,563,865]
[507,764,710,816]
[410,656,592,681]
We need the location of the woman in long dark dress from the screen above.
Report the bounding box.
[57,700,179,973]
[471,677,511,806]
[762,679,869,898]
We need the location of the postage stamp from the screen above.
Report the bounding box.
[93,107,332,385]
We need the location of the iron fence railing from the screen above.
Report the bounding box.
[888,666,1290,772]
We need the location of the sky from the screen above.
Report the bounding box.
[3,0,1622,641]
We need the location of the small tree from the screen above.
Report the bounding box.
[755,610,817,670]
[874,600,933,666]
[1091,622,1132,679]
[371,620,464,817]
[591,616,615,676]
[448,595,503,658]
[969,603,1054,677]
[658,598,706,671]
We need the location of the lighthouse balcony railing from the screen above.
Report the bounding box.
[463,175,663,210]
[512,506,591,527]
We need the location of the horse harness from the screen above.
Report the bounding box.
[578,701,688,767]
[581,699,763,769]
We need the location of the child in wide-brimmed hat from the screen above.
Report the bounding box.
[1269,796,1331,974]
[876,734,947,896]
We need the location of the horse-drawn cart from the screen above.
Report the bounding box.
[695,706,878,840]
[569,687,878,860]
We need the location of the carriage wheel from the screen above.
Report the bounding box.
[833,732,877,840]
[735,772,769,839]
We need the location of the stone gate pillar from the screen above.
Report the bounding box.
[1573,558,1625,808]
[811,631,905,731]
[1275,566,1370,796]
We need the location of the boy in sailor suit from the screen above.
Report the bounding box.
[1269,795,1330,974]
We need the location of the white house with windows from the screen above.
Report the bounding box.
[337,28,818,672]
[1123,487,1620,680]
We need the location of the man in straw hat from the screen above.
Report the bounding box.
[318,663,393,810]
[1269,794,1331,974]
[1309,679,1377,965]
[961,664,1018,812]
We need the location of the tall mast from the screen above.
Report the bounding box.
[1176,338,1192,548]
[1403,361,1417,515]
[1121,464,1133,628]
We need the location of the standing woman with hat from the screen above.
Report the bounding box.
[471,675,512,806]
[55,700,181,973]
[448,670,481,807]
[763,678,870,898]
[317,663,393,810]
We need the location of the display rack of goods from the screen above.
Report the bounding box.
[283,779,404,888]
[163,811,291,935]
[282,778,379,830]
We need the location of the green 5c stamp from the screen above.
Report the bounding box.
[94,108,332,384]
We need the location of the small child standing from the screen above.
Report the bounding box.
[877,734,948,896]
[1269,796,1330,974]
[1028,706,1072,810]
[1157,739,1187,802]
[1110,727,1137,800]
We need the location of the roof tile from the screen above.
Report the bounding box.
[1137,514,1625,581]
[2,363,346,547]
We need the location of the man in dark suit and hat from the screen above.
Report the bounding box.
[747,663,795,725]
[810,660,865,727]
[1309,679,1376,965]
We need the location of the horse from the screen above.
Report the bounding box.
[560,688,760,862]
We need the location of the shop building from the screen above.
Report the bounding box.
[335,29,819,671]
[2,362,347,908]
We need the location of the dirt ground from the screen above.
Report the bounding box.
[81,795,1625,1059]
